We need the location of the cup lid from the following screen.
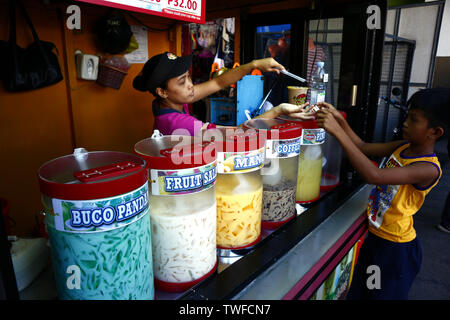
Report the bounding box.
[276,115,320,129]
[37,149,148,200]
[134,135,216,170]
[200,127,266,153]
[243,118,302,140]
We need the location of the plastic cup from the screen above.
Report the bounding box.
[288,86,308,106]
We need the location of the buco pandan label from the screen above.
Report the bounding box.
[47,182,150,233]
[301,129,326,145]
[150,162,217,195]
[217,147,265,173]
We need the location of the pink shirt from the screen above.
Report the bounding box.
[152,101,216,136]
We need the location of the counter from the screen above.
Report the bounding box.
[19,179,370,300]
[178,180,370,300]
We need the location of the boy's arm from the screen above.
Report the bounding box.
[192,58,284,102]
[316,102,405,158]
[316,110,439,187]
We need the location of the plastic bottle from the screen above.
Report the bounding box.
[310,61,327,106]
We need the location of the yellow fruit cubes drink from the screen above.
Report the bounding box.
[216,172,262,248]
[296,145,323,202]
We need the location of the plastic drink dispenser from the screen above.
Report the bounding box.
[201,127,266,249]
[277,115,326,203]
[243,119,302,229]
[37,149,154,300]
[134,135,217,292]
[321,112,347,191]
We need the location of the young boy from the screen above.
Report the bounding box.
[314,88,450,299]
[133,52,313,136]
[437,139,450,234]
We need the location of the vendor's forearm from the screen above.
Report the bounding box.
[194,61,255,101]
[214,61,255,88]
[256,105,282,119]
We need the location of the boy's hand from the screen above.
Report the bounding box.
[253,58,285,74]
[316,102,345,123]
[315,109,343,136]
[279,103,315,120]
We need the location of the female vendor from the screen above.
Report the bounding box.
[133,52,312,135]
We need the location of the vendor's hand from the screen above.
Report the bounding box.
[252,58,285,74]
[316,102,345,123]
[278,103,315,120]
[315,109,342,137]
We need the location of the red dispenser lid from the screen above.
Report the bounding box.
[243,118,302,140]
[201,127,266,153]
[37,149,148,200]
[276,114,320,129]
[134,135,216,170]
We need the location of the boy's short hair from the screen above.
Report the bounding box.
[407,88,450,132]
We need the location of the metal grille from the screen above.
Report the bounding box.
[374,39,415,142]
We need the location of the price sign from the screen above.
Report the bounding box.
[165,0,203,22]
[75,0,205,24]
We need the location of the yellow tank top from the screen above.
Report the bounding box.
[367,142,441,243]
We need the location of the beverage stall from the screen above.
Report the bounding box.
[0,0,387,301]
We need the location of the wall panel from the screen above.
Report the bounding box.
[0,0,178,235]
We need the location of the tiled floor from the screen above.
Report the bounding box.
[409,138,450,300]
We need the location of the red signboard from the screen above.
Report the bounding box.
[75,0,206,24]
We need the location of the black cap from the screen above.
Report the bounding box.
[133,52,192,94]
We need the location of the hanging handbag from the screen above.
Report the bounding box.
[0,0,63,92]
